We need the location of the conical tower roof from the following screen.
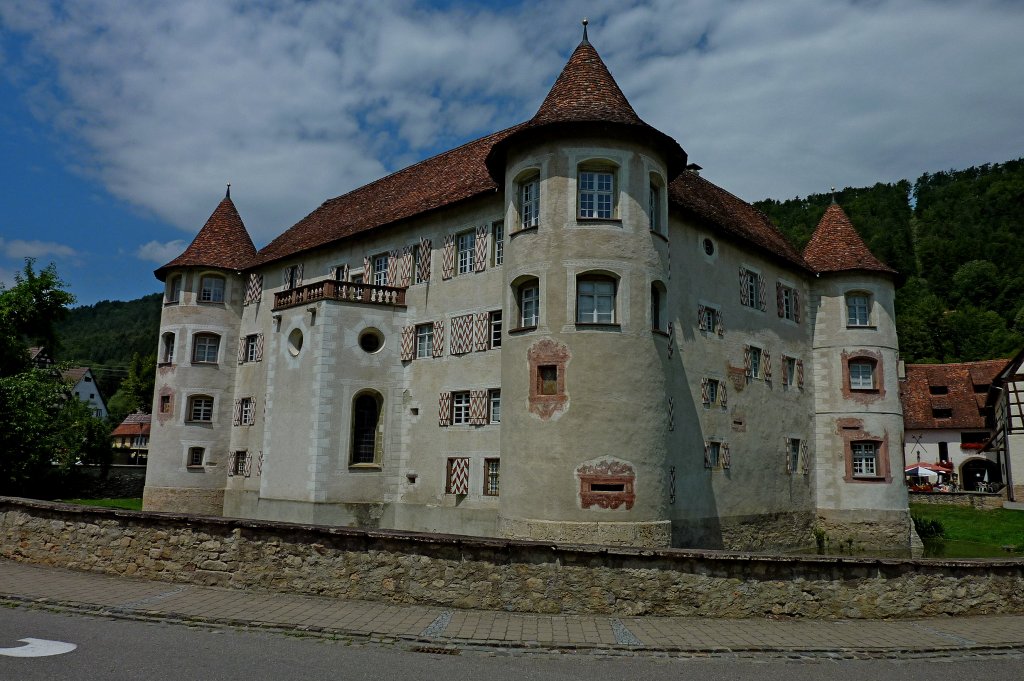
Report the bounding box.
[486,26,686,181]
[155,190,257,281]
[803,203,896,275]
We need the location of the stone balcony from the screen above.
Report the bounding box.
[273,280,406,311]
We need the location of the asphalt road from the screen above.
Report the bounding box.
[1,606,1021,681]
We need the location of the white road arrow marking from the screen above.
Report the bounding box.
[0,638,77,657]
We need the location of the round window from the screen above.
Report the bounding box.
[703,237,715,256]
[287,328,303,356]
[359,328,384,353]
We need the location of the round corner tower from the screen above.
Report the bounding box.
[804,202,912,550]
[485,29,688,547]
[143,189,256,516]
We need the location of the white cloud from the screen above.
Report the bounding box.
[1,0,1023,246]
[0,237,77,259]
[136,240,187,264]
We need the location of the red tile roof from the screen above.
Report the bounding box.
[901,360,1006,430]
[156,195,257,281]
[802,203,896,275]
[112,412,151,437]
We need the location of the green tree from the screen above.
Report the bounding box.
[0,260,75,376]
[106,352,156,423]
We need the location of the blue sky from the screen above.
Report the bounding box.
[2,0,1023,306]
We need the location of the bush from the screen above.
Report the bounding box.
[912,514,945,539]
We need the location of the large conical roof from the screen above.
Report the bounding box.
[486,30,686,181]
[155,192,257,281]
[802,203,896,275]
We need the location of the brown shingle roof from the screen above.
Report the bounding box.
[901,360,1006,430]
[803,203,896,275]
[156,195,257,281]
[668,171,809,270]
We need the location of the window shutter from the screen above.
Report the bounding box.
[697,304,706,331]
[438,391,452,426]
[282,267,291,290]
[776,281,784,317]
[400,326,415,361]
[388,249,400,286]
[451,314,473,355]
[474,225,488,272]
[233,399,242,426]
[329,265,338,280]
[717,311,725,336]
[796,359,804,389]
[793,290,801,323]
[722,442,731,469]
[667,322,675,358]
[245,273,262,305]
[418,237,431,282]
[256,451,264,476]
[227,454,235,477]
[757,274,766,311]
[704,441,711,469]
[401,246,413,287]
[801,441,810,474]
[785,437,793,473]
[432,319,445,357]
[363,256,372,282]
[744,345,752,378]
[668,396,675,431]
[739,267,749,306]
[441,234,456,279]
[470,389,487,424]
[781,355,789,385]
[237,338,246,364]
[764,348,772,380]
[475,312,489,351]
[700,377,710,406]
[448,457,470,494]
[295,264,303,287]
[243,452,252,477]
[342,263,350,282]
[255,334,265,362]
[719,382,728,407]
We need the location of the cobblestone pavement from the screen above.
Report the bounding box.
[3,559,1024,658]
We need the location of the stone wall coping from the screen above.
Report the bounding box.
[6,496,1024,574]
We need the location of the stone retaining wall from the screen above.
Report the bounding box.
[3,497,1024,619]
[909,491,1006,510]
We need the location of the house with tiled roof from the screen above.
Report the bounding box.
[900,360,1006,491]
[143,26,911,552]
[111,411,151,465]
[62,366,107,420]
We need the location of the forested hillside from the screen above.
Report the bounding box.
[54,293,162,400]
[755,158,1024,363]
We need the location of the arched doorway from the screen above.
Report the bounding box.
[960,457,1001,491]
[351,391,383,465]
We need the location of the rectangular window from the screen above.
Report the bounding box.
[520,284,539,327]
[284,265,300,290]
[413,246,425,284]
[199,276,225,303]
[192,334,220,364]
[188,396,214,422]
[452,391,471,425]
[577,278,616,324]
[706,378,719,406]
[742,270,758,309]
[784,356,797,387]
[166,276,182,304]
[852,442,878,477]
[749,346,763,379]
[161,333,175,364]
[520,176,539,229]
[489,389,501,424]
[579,170,614,219]
[539,365,558,395]
[780,285,795,320]
[849,361,875,390]
[489,310,502,348]
[649,183,662,234]
[159,395,172,414]
[240,397,255,425]
[457,231,476,275]
[492,220,504,266]
[233,451,247,476]
[415,323,434,358]
[700,306,720,333]
[187,447,204,467]
[706,441,721,468]
[847,294,871,326]
[789,438,801,473]
[929,385,949,395]
[244,334,259,363]
[484,458,500,496]
[373,254,388,286]
[932,408,953,419]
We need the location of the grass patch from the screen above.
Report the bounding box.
[63,498,143,511]
[909,503,1024,548]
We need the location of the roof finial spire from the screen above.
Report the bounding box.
[581,17,590,44]
[830,186,837,204]
[226,183,231,199]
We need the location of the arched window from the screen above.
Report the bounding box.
[513,276,540,329]
[351,391,383,465]
[577,162,617,219]
[649,173,666,235]
[517,171,540,231]
[576,274,617,324]
[651,281,668,332]
[166,275,182,304]
[846,291,872,327]
[192,333,220,364]
[199,274,225,303]
[160,332,175,365]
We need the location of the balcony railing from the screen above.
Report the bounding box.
[274,280,406,311]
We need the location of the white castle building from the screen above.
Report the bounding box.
[144,29,911,551]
